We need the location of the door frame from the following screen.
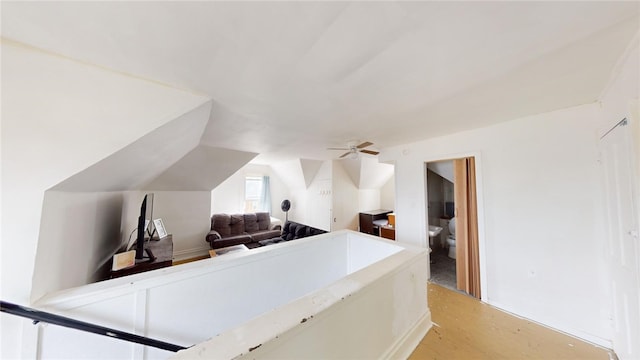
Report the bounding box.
[424,151,488,302]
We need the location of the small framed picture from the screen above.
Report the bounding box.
[112,250,135,271]
[153,218,168,239]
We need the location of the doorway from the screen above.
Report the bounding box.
[426,157,481,299]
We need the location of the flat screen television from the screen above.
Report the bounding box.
[135,193,156,261]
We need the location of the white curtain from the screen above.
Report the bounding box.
[259,176,271,214]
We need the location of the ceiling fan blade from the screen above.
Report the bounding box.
[339,152,351,158]
[360,149,379,155]
[356,141,373,149]
[327,147,349,150]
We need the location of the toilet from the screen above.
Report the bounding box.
[446,217,456,259]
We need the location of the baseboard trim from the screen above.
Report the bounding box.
[488,300,612,349]
[383,310,432,359]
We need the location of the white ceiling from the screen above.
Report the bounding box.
[2,1,639,164]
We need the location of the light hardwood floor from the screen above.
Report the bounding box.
[172,254,209,266]
[410,283,614,359]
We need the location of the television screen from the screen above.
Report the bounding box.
[135,193,155,261]
[145,193,155,238]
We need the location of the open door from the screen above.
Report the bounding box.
[454,157,481,298]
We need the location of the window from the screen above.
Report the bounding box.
[244,175,272,213]
[244,176,263,212]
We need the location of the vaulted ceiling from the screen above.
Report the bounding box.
[2,1,639,164]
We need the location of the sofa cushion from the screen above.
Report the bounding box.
[244,213,259,232]
[283,222,296,241]
[210,234,252,249]
[280,221,328,241]
[252,221,328,247]
[229,214,245,235]
[212,214,231,237]
[205,230,222,244]
[282,221,292,234]
[256,212,270,231]
[309,227,325,236]
[258,237,284,246]
[294,224,309,238]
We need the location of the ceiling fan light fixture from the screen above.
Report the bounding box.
[329,140,377,159]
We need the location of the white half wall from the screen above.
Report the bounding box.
[29,231,427,360]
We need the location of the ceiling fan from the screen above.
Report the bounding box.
[327,141,379,159]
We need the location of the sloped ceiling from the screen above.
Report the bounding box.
[341,156,394,189]
[270,159,309,190]
[270,158,325,190]
[427,161,454,184]
[2,2,639,163]
[145,146,258,191]
[49,95,213,192]
[300,159,324,188]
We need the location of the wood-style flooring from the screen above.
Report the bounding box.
[172,254,209,266]
[410,283,614,360]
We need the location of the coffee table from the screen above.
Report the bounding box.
[211,244,249,256]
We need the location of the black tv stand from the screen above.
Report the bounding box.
[111,235,173,278]
[145,248,156,261]
[135,248,156,264]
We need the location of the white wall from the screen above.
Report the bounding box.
[211,168,245,214]
[332,161,359,231]
[268,159,394,231]
[211,163,290,221]
[270,159,308,223]
[0,40,210,358]
[382,102,613,345]
[426,169,445,226]
[31,192,125,302]
[304,161,332,230]
[358,189,380,212]
[31,179,215,301]
[380,176,395,211]
[598,35,639,133]
[151,191,212,261]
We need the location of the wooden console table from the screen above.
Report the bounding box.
[380,225,396,240]
[110,235,173,278]
[359,209,393,236]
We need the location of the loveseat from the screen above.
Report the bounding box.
[258,220,327,246]
[206,212,282,249]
